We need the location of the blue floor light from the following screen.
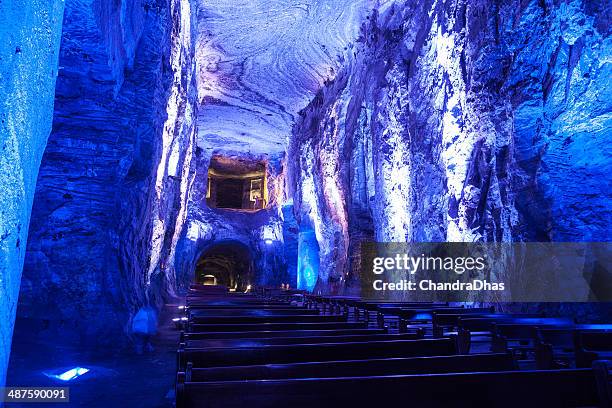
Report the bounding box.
[46,367,90,381]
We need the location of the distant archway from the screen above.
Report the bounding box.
[194,241,254,291]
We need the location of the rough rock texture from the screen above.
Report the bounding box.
[0,0,64,386]
[192,0,367,154]
[20,0,197,344]
[289,0,611,294]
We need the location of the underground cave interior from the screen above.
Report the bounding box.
[1,0,611,405]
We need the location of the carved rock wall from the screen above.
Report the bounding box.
[20,0,197,344]
[290,0,611,294]
[0,0,64,386]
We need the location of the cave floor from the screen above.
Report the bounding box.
[6,303,181,408]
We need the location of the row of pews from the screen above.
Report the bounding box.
[175,287,612,407]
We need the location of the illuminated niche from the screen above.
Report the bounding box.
[206,155,267,210]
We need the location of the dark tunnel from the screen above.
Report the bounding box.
[194,241,254,291]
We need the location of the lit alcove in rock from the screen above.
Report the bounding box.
[1,0,610,406]
[206,155,268,211]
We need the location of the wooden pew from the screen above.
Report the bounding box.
[176,368,601,408]
[180,327,389,341]
[188,321,370,333]
[189,314,348,324]
[457,317,574,354]
[189,314,347,325]
[188,308,320,317]
[181,331,425,349]
[432,313,542,338]
[182,352,516,382]
[491,321,576,355]
[186,293,256,299]
[373,303,452,326]
[354,301,442,320]
[312,296,362,314]
[186,300,290,306]
[177,338,457,369]
[354,305,459,329]
[391,307,493,333]
[534,325,612,369]
[576,331,612,368]
[186,304,304,310]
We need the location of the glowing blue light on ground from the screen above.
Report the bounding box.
[46,367,90,381]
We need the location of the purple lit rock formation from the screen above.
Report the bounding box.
[289,0,611,293]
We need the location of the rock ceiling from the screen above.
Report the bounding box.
[194,0,368,154]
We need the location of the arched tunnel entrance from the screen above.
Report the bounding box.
[194,241,254,291]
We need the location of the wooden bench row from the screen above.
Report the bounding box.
[180,331,425,350]
[177,338,457,370]
[188,314,347,325]
[187,308,318,317]
[176,292,611,407]
[492,324,612,368]
[180,327,389,341]
[187,321,371,333]
[182,352,516,382]
[177,365,609,408]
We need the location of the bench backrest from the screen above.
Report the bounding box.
[188,308,318,317]
[181,328,388,341]
[182,331,425,349]
[493,323,576,341]
[187,304,303,310]
[398,307,493,321]
[377,306,464,316]
[186,300,290,306]
[177,369,598,408]
[189,314,347,325]
[537,325,612,350]
[578,331,612,351]
[433,313,541,328]
[184,352,515,382]
[365,303,448,311]
[188,321,368,333]
[459,317,575,332]
[178,338,456,369]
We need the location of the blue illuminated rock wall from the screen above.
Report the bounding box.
[0,0,64,386]
[289,0,611,294]
[19,0,197,344]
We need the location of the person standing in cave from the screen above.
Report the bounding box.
[131,300,158,355]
